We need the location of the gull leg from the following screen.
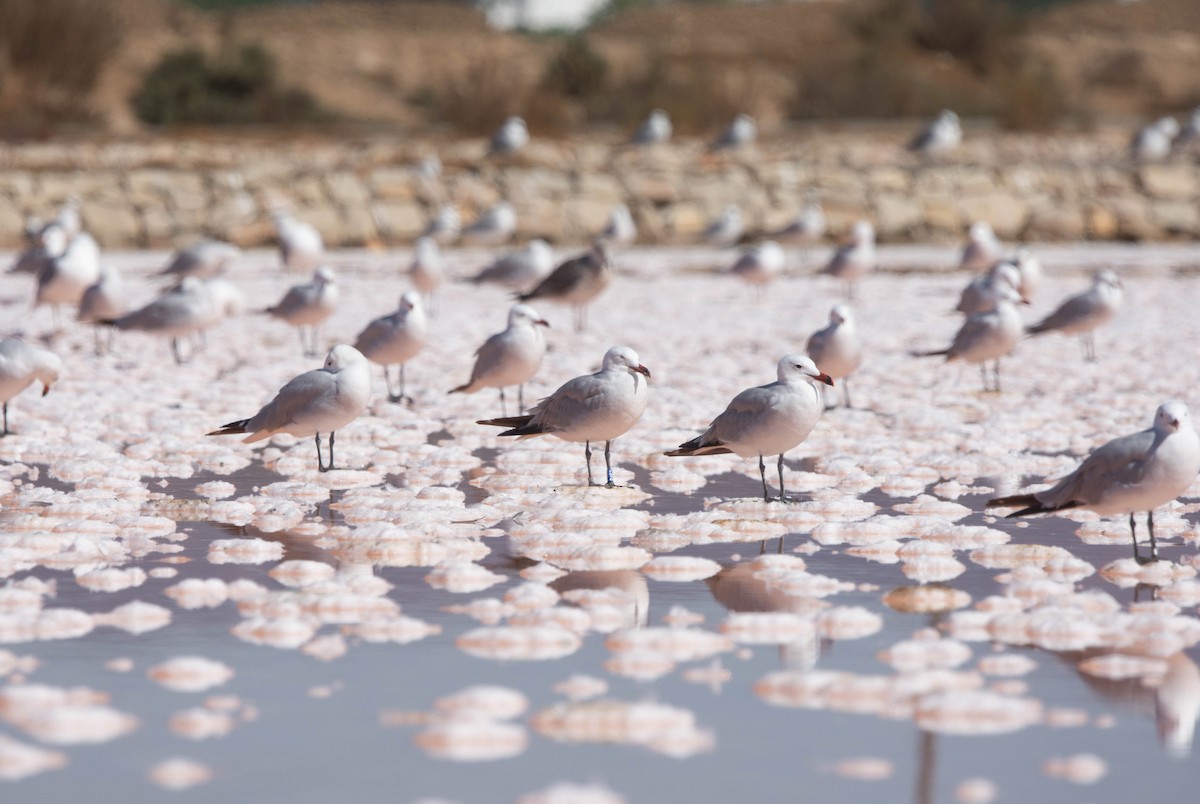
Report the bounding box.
[518,384,524,413]
[759,454,769,502]
[776,453,788,502]
[499,387,507,417]
[1148,510,1159,563]
[298,327,308,357]
[2,402,7,436]
[843,379,852,409]
[316,433,328,472]
[328,431,336,472]
[399,364,413,406]
[383,365,397,402]
[584,441,595,486]
[994,361,1002,393]
[171,337,184,365]
[979,364,988,392]
[1087,332,1097,363]
[605,440,614,487]
[1130,512,1143,564]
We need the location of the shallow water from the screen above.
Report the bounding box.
[2,244,1200,803]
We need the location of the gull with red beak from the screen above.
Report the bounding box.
[478,346,650,487]
[0,338,61,436]
[988,402,1200,564]
[449,304,550,416]
[666,355,833,502]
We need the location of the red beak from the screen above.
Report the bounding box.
[537,319,550,328]
[818,373,834,386]
[42,383,52,397]
[635,364,651,379]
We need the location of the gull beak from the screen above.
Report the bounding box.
[42,382,52,397]
[635,364,651,379]
[1170,418,1181,428]
[537,319,550,328]
[817,373,834,386]
[1020,296,1031,305]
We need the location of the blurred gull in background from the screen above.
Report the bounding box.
[909,109,962,154]
[265,267,339,357]
[518,242,611,331]
[630,109,672,146]
[353,290,428,404]
[272,209,324,273]
[450,303,549,415]
[462,201,517,246]
[468,239,554,293]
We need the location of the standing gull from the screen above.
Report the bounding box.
[421,205,461,246]
[104,276,215,365]
[909,110,962,154]
[956,261,1024,316]
[408,236,443,314]
[265,267,339,357]
[449,303,549,415]
[914,283,1024,391]
[207,344,372,473]
[666,355,832,502]
[1026,269,1123,362]
[959,221,1004,273]
[710,114,757,152]
[703,205,745,248]
[468,239,554,292]
[729,240,785,295]
[630,109,672,146]
[1012,247,1043,303]
[159,240,240,280]
[821,221,875,299]
[987,402,1200,564]
[78,266,129,354]
[1131,117,1180,161]
[33,223,101,326]
[488,116,529,157]
[353,290,428,404]
[478,346,650,488]
[273,210,324,274]
[775,201,826,246]
[519,242,611,332]
[0,339,61,436]
[596,204,637,247]
[461,202,517,247]
[806,305,862,409]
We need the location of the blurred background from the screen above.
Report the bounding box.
[1,0,1197,139]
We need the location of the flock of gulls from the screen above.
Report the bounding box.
[1,108,1200,793]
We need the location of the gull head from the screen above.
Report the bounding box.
[852,220,875,245]
[1094,269,1122,290]
[399,290,422,313]
[313,266,335,285]
[969,220,995,242]
[1155,401,1190,434]
[778,354,833,386]
[415,236,439,260]
[324,344,366,372]
[829,304,852,326]
[509,304,549,328]
[36,350,62,395]
[603,346,651,379]
[39,223,68,258]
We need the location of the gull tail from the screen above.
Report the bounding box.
[985,493,1081,518]
[1025,322,1049,336]
[910,348,949,358]
[448,382,473,395]
[207,418,250,437]
[477,414,540,437]
[665,436,733,457]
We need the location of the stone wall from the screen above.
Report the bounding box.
[1,132,1198,250]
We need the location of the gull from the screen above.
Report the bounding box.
[449,303,549,415]
[461,201,517,246]
[1176,107,1200,150]
[265,267,339,357]
[488,116,529,157]
[630,109,672,145]
[703,205,744,248]
[1026,269,1123,362]
[710,113,757,151]
[8,217,51,275]
[914,282,1024,391]
[666,355,832,502]
[197,277,246,349]
[956,261,1024,316]
[408,236,443,314]
[52,197,82,239]
[207,344,372,473]
[987,401,1200,564]
[806,305,862,408]
[1012,246,1043,302]
[159,240,241,280]
[468,239,554,292]
[0,339,61,436]
[774,201,826,246]
[78,266,128,354]
[729,241,784,295]
[909,109,962,154]
[272,210,324,273]
[353,290,427,404]
[33,223,101,327]
[959,221,1004,272]
[1131,117,1180,161]
[596,204,637,246]
[518,242,611,331]
[421,205,461,245]
[478,346,650,487]
[104,276,215,364]
[820,220,875,299]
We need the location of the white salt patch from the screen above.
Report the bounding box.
[426,562,506,594]
[830,757,894,781]
[516,781,626,804]
[231,618,315,650]
[209,538,283,564]
[93,601,172,634]
[76,567,147,593]
[434,686,528,721]
[1042,753,1107,785]
[302,634,348,662]
[0,735,67,780]
[641,556,721,582]
[148,757,213,790]
[147,657,234,693]
[914,691,1042,735]
[553,675,608,702]
[164,578,229,609]
[413,720,528,762]
[169,708,235,740]
[954,778,998,804]
[457,626,581,661]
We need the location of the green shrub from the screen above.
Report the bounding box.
[133,43,327,126]
[542,36,608,101]
[430,56,530,135]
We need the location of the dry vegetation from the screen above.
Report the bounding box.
[3,0,1199,139]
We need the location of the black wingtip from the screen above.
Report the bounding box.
[206,418,249,437]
